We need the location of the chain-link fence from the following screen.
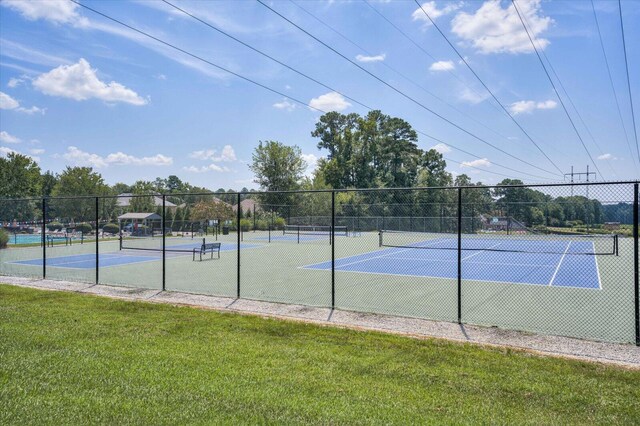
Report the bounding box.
[0,181,638,345]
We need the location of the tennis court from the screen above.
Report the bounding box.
[11,238,262,270]
[305,233,612,289]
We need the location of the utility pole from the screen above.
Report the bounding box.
[564,166,596,196]
[564,166,596,232]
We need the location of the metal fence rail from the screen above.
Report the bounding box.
[0,181,638,345]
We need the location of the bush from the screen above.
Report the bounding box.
[102,223,120,235]
[47,222,63,231]
[75,223,93,235]
[239,219,251,232]
[273,217,286,230]
[0,229,8,249]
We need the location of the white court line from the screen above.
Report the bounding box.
[593,241,603,290]
[303,238,451,269]
[548,241,571,286]
[380,256,555,269]
[461,242,502,261]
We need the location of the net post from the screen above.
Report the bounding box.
[253,204,256,233]
[457,187,462,324]
[331,190,336,309]
[95,197,99,285]
[378,230,382,247]
[633,183,639,346]
[237,192,241,299]
[298,225,300,244]
[162,195,166,292]
[42,198,46,279]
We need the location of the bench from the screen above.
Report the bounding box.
[193,242,221,261]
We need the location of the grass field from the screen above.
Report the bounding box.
[1,285,639,424]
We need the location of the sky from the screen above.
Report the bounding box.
[0,0,639,190]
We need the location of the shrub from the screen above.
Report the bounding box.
[239,219,251,232]
[273,217,286,230]
[75,223,93,235]
[0,228,8,249]
[47,222,63,231]
[102,223,120,235]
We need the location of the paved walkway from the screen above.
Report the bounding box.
[2,276,639,369]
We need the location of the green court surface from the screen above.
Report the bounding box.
[0,230,636,344]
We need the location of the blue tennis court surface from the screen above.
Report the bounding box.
[304,237,602,289]
[12,243,262,269]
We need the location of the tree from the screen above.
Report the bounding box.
[129,181,156,212]
[0,153,41,221]
[249,140,306,213]
[191,200,233,224]
[50,167,108,222]
[41,171,58,197]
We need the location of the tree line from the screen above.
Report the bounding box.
[1,109,635,230]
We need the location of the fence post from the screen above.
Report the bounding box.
[457,187,462,324]
[237,192,241,299]
[162,195,166,292]
[42,198,46,279]
[634,183,639,346]
[331,190,336,309]
[95,197,99,284]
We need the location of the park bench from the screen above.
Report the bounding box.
[193,242,221,261]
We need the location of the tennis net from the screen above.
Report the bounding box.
[120,236,208,253]
[378,230,619,256]
[283,225,348,236]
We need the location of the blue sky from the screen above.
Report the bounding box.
[1,0,639,189]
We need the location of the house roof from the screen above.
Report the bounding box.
[117,213,162,220]
[116,193,176,208]
[232,198,260,213]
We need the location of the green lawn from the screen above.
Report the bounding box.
[1,285,639,425]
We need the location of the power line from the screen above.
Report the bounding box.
[160,0,547,182]
[256,0,561,178]
[290,0,529,157]
[516,5,616,179]
[160,0,373,112]
[592,0,637,173]
[511,0,603,178]
[618,0,640,165]
[417,131,555,181]
[68,1,329,115]
[361,0,503,117]
[412,0,564,176]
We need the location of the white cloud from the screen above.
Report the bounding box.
[29,148,45,155]
[273,98,297,112]
[301,153,322,176]
[429,60,455,71]
[188,145,237,162]
[356,54,386,63]
[597,153,617,161]
[0,131,20,144]
[309,92,351,112]
[1,0,89,27]
[60,146,172,168]
[155,74,167,80]
[0,91,44,114]
[0,91,19,109]
[7,77,26,88]
[32,59,147,105]
[451,0,552,54]
[0,146,39,162]
[412,1,461,24]
[183,164,230,173]
[430,143,451,154]
[508,99,557,115]
[458,87,490,105]
[461,158,491,168]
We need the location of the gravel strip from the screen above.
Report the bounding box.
[2,276,639,368]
